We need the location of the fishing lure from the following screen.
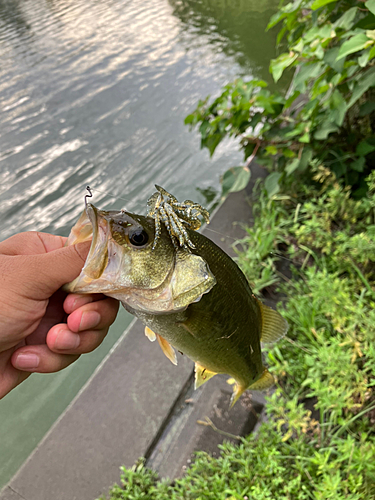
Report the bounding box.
[146,185,210,250]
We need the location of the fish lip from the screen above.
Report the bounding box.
[83,203,111,279]
[64,203,110,292]
[85,202,99,246]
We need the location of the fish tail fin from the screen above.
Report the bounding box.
[230,369,274,408]
[194,363,217,389]
[259,302,288,344]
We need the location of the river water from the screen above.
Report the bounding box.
[0,0,280,488]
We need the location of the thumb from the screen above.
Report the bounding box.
[21,241,91,299]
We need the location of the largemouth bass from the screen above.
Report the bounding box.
[65,200,287,406]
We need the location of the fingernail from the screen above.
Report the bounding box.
[15,353,40,369]
[72,295,93,310]
[55,330,80,350]
[79,311,101,331]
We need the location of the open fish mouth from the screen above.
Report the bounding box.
[64,203,111,292]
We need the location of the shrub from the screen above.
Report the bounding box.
[185,0,375,198]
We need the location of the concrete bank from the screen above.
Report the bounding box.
[1,166,271,500]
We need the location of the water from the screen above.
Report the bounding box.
[0,0,280,488]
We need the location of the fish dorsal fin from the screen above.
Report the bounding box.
[157,334,177,365]
[194,363,217,389]
[259,303,288,344]
[144,326,157,342]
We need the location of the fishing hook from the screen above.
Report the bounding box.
[85,185,93,208]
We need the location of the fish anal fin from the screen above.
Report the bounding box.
[144,326,157,342]
[194,363,217,389]
[157,334,177,365]
[259,302,289,344]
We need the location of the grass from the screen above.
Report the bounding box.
[99,171,375,500]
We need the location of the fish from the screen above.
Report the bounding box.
[65,200,288,406]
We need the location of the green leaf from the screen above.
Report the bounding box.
[270,52,299,83]
[184,114,196,125]
[267,10,286,30]
[324,47,345,72]
[365,0,375,16]
[350,157,366,172]
[336,34,371,60]
[293,62,323,92]
[266,145,278,155]
[283,148,295,158]
[311,0,337,10]
[358,49,371,67]
[299,132,310,143]
[347,66,375,108]
[359,101,375,116]
[285,158,300,175]
[264,172,281,197]
[333,7,358,31]
[330,90,346,127]
[314,122,338,140]
[356,140,375,156]
[284,90,301,110]
[221,166,251,197]
[299,148,313,171]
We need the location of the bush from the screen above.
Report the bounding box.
[185,0,375,198]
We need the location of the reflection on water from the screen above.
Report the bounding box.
[169,0,280,85]
[0,0,280,489]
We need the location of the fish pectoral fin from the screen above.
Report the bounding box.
[194,363,217,389]
[156,334,177,365]
[178,320,199,339]
[144,326,157,342]
[259,303,289,344]
[230,370,274,408]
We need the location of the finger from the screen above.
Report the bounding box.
[0,368,30,400]
[66,297,119,333]
[63,293,107,315]
[0,232,67,256]
[46,324,109,354]
[11,345,79,373]
[25,289,67,346]
[7,241,91,300]
[0,347,31,400]
[46,298,118,354]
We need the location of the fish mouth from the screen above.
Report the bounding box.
[83,203,110,279]
[64,203,111,292]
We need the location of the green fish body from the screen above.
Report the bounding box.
[65,203,287,405]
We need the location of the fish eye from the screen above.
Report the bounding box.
[128,228,149,247]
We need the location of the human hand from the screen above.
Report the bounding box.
[0,231,119,399]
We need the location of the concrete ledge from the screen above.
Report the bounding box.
[147,374,265,479]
